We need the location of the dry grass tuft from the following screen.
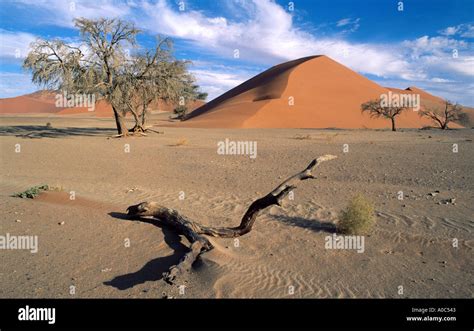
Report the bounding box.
[292,134,313,140]
[172,138,188,146]
[338,195,376,235]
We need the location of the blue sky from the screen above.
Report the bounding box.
[0,0,473,105]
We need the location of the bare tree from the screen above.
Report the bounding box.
[419,100,463,129]
[119,41,200,132]
[22,39,83,92]
[24,18,204,137]
[172,83,208,120]
[126,155,337,284]
[361,99,406,131]
[24,18,139,136]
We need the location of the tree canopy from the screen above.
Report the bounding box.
[24,17,206,136]
[361,99,406,131]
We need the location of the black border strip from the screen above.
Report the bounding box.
[0,298,472,330]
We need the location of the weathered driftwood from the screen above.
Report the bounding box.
[127,155,337,284]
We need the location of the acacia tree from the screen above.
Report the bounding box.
[119,41,202,132]
[419,100,463,129]
[24,18,137,136]
[24,18,203,137]
[21,39,83,92]
[173,83,208,120]
[361,99,406,131]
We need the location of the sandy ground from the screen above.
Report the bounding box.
[0,114,473,298]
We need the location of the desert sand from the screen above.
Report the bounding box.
[1,114,473,298]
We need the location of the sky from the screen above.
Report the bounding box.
[0,0,473,105]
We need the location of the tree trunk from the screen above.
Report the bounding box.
[126,155,337,284]
[391,117,396,132]
[433,116,445,129]
[141,108,147,127]
[112,106,128,136]
[129,108,145,132]
[140,98,153,128]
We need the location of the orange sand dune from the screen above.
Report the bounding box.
[0,91,63,114]
[183,56,453,129]
[58,99,205,117]
[0,89,205,118]
[387,86,473,127]
[57,100,113,117]
[387,86,443,109]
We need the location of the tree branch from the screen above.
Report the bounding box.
[126,155,337,284]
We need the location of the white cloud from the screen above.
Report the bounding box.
[6,0,473,83]
[403,36,473,77]
[2,0,473,105]
[136,0,474,86]
[460,24,474,38]
[446,56,474,76]
[439,26,459,36]
[14,0,131,27]
[191,70,247,89]
[0,72,37,98]
[137,1,411,79]
[404,35,467,56]
[190,67,259,100]
[439,23,474,38]
[336,18,352,27]
[336,18,360,33]
[0,30,37,59]
[377,76,474,105]
[430,77,454,83]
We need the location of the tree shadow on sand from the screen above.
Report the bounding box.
[0,125,116,138]
[104,212,189,290]
[270,214,337,233]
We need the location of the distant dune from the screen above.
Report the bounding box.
[0,91,63,114]
[388,86,455,110]
[183,55,469,129]
[386,86,474,127]
[57,99,205,117]
[57,99,113,117]
[0,91,205,117]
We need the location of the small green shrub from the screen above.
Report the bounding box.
[338,195,375,235]
[12,185,49,199]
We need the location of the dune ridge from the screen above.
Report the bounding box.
[0,91,204,117]
[0,92,63,114]
[185,56,320,125]
[182,56,465,129]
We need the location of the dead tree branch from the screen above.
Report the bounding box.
[126,155,337,284]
